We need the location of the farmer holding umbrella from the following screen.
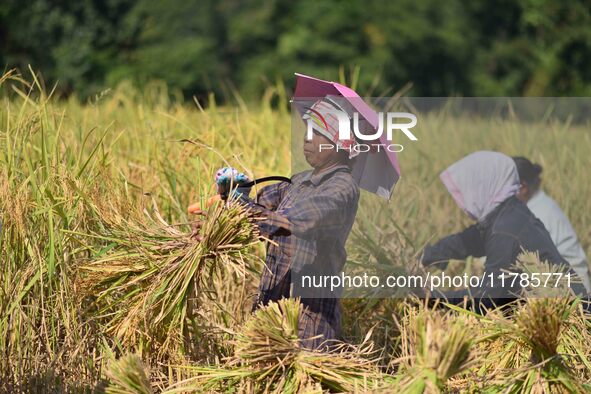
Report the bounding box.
[214,97,360,350]
[203,74,401,349]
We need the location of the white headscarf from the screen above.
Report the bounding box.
[440,151,520,222]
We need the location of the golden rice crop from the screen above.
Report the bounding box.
[2,69,591,392]
[478,296,590,393]
[443,255,591,392]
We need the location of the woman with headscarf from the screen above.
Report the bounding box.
[421,151,576,310]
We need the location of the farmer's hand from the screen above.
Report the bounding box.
[190,219,204,242]
[187,208,206,241]
[187,194,222,215]
[215,167,251,200]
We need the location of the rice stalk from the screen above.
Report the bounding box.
[77,200,260,358]
[392,301,478,393]
[105,353,153,394]
[483,297,589,393]
[479,265,590,394]
[163,298,393,393]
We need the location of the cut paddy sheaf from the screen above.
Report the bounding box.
[471,296,591,393]
[76,199,261,360]
[391,301,479,393]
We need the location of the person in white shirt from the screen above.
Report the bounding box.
[514,157,591,293]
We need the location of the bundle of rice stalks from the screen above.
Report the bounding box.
[484,296,590,393]
[104,353,153,394]
[164,298,393,393]
[77,200,260,357]
[515,298,570,361]
[515,251,578,297]
[393,302,478,393]
[444,252,591,392]
[559,302,591,383]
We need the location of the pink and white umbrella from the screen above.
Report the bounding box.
[293,73,401,199]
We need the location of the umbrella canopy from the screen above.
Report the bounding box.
[293,73,401,199]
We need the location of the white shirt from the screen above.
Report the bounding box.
[528,190,591,292]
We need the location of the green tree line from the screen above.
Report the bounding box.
[1,0,590,100]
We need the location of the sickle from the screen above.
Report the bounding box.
[241,176,291,188]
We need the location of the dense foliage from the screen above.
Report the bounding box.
[2,0,591,99]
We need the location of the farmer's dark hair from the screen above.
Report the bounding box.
[513,156,542,187]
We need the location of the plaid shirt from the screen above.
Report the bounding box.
[241,164,359,349]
